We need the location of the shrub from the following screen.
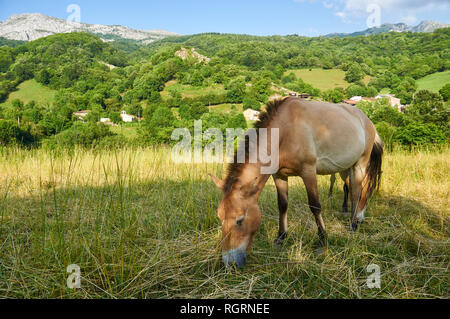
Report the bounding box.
[45,122,114,149]
[394,122,446,147]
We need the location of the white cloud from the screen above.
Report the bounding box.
[308,0,450,24]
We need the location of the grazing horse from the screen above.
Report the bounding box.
[210,97,383,268]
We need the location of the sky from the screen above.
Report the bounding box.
[0,0,449,36]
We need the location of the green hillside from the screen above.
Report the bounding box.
[1,79,55,107]
[416,71,450,92]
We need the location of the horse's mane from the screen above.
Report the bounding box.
[223,97,289,194]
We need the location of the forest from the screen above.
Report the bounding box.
[0,28,449,149]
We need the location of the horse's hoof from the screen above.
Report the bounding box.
[314,247,328,256]
[273,232,287,248]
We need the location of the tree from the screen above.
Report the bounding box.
[439,83,450,101]
[140,107,176,144]
[345,63,365,83]
[322,89,345,103]
[394,123,446,147]
[226,113,247,130]
[243,96,261,111]
[226,78,246,103]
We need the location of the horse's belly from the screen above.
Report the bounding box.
[316,156,357,175]
[315,135,366,175]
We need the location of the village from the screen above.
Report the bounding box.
[73,92,406,125]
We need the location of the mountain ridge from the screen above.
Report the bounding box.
[0,13,179,44]
[325,20,449,37]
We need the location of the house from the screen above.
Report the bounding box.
[120,111,135,123]
[342,99,359,106]
[288,92,309,99]
[376,94,402,111]
[243,109,260,122]
[100,118,116,126]
[73,110,90,120]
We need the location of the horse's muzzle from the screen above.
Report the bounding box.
[222,247,247,269]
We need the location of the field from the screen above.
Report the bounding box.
[284,69,371,91]
[0,147,448,298]
[162,82,226,99]
[0,79,55,107]
[416,71,450,93]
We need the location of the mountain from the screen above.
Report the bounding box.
[325,20,449,37]
[0,13,179,44]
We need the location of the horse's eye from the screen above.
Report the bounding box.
[236,210,248,226]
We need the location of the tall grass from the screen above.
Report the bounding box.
[0,146,448,298]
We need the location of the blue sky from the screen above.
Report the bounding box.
[0,0,449,36]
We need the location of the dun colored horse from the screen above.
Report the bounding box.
[210,97,383,268]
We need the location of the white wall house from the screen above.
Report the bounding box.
[243,109,260,122]
[120,111,135,123]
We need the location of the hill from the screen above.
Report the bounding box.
[0,13,178,44]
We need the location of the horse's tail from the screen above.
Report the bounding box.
[366,133,383,198]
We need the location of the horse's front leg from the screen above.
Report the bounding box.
[273,174,288,246]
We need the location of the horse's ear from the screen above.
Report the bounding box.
[209,174,224,190]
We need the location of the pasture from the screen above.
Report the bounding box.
[416,71,450,93]
[284,69,371,91]
[0,147,448,298]
[0,79,55,108]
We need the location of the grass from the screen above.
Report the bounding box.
[0,146,448,298]
[162,82,226,99]
[0,79,55,107]
[285,68,371,91]
[416,71,450,93]
[209,103,244,113]
[110,124,140,140]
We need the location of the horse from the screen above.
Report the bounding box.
[210,97,383,268]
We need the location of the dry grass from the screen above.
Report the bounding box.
[0,146,448,298]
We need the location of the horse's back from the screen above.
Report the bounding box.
[277,98,372,174]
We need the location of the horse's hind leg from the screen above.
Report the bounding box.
[342,183,349,213]
[301,166,327,253]
[328,174,336,199]
[273,175,288,245]
[339,171,350,214]
[349,161,368,231]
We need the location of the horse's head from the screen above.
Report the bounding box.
[210,174,262,269]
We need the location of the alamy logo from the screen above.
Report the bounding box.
[366,264,381,289]
[67,264,81,289]
[366,4,381,28]
[171,120,279,174]
[66,4,81,24]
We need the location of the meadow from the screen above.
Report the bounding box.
[284,69,371,91]
[0,146,448,299]
[0,79,55,108]
[416,71,450,93]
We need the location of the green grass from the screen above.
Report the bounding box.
[0,146,448,298]
[110,125,140,140]
[416,71,450,93]
[162,82,226,99]
[285,69,371,91]
[0,79,55,107]
[209,103,244,113]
